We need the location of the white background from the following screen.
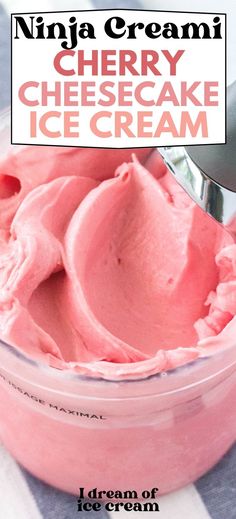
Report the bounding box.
[5,0,235,84]
[12,9,226,148]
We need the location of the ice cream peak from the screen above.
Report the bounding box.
[0,147,235,379]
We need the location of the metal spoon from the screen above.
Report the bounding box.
[158,81,236,234]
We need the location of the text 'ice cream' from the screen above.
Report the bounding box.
[0,146,235,380]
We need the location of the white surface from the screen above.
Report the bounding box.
[109,485,211,519]
[0,443,43,519]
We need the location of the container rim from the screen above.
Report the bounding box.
[0,336,236,387]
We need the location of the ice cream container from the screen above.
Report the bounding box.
[0,338,235,495]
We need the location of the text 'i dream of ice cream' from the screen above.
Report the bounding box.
[12,13,224,141]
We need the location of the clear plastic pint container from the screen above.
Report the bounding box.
[0,338,235,495]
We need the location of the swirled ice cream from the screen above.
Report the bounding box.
[0,146,235,380]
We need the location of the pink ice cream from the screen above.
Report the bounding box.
[0,145,236,498]
[0,146,235,380]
